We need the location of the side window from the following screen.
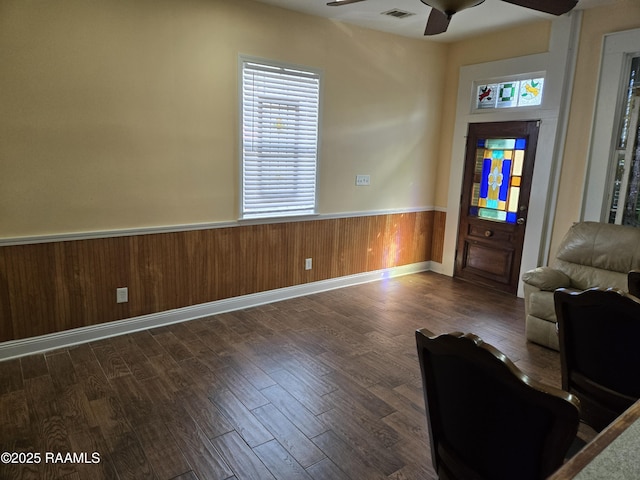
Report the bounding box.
[240,58,321,219]
[608,56,640,226]
[582,29,640,224]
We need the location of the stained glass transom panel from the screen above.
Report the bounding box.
[469,138,526,224]
[476,78,544,110]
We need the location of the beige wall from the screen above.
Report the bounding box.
[0,0,446,238]
[3,0,639,264]
[550,0,640,257]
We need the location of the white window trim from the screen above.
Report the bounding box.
[582,28,640,222]
[238,55,322,220]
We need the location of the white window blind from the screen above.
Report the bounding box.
[241,59,320,218]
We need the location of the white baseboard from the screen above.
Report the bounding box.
[0,261,431,361]
[426,261,445,275]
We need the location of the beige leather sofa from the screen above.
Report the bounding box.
[522,221,640,350]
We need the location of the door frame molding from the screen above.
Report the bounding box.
[436,13,582,297]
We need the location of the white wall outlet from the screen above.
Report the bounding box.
[355,174,370,186]
[305,258,312,270]
[116,287,128,303]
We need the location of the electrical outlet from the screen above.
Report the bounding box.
[305,258,312,270]
[355,174,370,186]
[116,287,128,303]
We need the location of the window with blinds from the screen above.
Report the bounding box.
[240,58,321,219]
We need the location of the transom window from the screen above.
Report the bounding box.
[240,57,321,219]
[474,74,545,111]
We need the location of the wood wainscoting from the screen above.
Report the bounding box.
[0,211,446,343]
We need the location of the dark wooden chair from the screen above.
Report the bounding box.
[554,287,640,432]
[415,328,581,480]
[628,270,640,298]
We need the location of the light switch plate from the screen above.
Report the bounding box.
[355,174,370,186]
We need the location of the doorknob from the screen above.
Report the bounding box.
[517,218,525,225]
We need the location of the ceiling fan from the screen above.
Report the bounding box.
[326,0,578,36]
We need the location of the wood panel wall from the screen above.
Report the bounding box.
[0,211,446,342]
[431,210,446,264]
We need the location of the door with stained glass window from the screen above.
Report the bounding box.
[455,121,539,294]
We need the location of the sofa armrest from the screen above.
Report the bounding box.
[522,267,572,291]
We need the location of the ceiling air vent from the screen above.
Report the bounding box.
[381,9,415,19]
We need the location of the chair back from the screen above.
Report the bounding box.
[416,328,580,480]
[629,270,640,297]
[555,287,640,431]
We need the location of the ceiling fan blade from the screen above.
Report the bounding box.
[327,0,368,6]
[500,0,577,16]
[424,8,450,35]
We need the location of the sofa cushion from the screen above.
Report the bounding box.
[555,222,640,274]
[555,260,628,291]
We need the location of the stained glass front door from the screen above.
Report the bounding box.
[455,121,539,295]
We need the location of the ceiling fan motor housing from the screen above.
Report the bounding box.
[420,0,486,16]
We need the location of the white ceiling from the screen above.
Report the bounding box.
[251,0,616,42]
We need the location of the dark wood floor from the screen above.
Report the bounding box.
[0,272,582,480]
